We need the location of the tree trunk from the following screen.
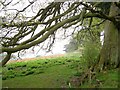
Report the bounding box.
[79,3,120,86]
[96,3,119,70]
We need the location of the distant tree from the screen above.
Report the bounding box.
[64,18,103,53]
[64,38,78,52]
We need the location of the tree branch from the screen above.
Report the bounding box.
[1,13,81,53]
[0,52,12,66]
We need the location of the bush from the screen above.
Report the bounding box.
[82,40,100,68]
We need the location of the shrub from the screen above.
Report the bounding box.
[82,40,100,68]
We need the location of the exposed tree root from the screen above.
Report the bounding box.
[69,65,97,87]
[78,65,96,86]
[72,56,119,88]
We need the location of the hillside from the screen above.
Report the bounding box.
[2,53,119,88]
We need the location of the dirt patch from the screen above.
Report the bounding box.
[8,54,65,64]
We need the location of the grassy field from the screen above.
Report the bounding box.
[2,53,119,88]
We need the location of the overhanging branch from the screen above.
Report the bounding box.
[1,12,116,53]
[0,52,12,66]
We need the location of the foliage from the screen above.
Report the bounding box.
[81,40,100,68]
[64,18,102,68]
[91,2,111,15]
[64,18,103,53]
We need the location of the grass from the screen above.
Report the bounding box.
[2,53,119,88]
[3,66,75,88]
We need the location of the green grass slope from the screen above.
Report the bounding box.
[2,53,119,88]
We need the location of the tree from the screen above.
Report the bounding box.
[64,38,78,52]
[0,0,120,85]
[78,2,120,85]
[64,18,102,53]
[95,2,120,70]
